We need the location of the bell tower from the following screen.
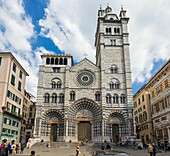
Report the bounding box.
[95,5,134,139]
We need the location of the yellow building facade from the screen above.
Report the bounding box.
[134,85,153,143]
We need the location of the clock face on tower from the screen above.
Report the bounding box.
[76,70,95,87]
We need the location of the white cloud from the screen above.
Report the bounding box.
[39,0,170,84]
[0,0,38,96]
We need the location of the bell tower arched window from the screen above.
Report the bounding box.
[44,93,50,103]
[52,81,56,88]
[113,94,119,103]
[51,93,57,103]
[95,92,101,101]
[51,58,54,65]
[59,93,64,103]
[106,94,111,103]
[70,91,75,101]
[59,58,63,65]
[55,58,58,65]
[64,58,67,65]
[109,82,114,89]
[120,94,126,103]
[46,58,50,65]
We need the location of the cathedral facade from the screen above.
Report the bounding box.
[34,5,134,142]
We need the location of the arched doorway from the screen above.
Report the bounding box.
[41,110,64,142]
[76,109,93,141]
[68,98,102,142]
[107,111,126,142]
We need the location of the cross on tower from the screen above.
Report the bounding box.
[83,53,88,58]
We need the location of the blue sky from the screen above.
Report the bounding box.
[0,0,169,96]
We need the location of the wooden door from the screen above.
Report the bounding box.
[112,124,119,142]
[50,124,58,142]
[78,121,91,141]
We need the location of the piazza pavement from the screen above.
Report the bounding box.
[16,142,170,156]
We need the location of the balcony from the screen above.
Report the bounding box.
[2,107,22,119]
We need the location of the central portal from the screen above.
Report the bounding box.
[78,121,91,141]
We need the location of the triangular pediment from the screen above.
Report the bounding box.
[70,58,99,72]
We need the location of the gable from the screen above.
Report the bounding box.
[70,58,99,72]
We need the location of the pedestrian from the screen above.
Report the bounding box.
[76,144,81,156]
[1,143,8,156]
[46,143,50,152]
[30,150,36,156]
[11,143,16,155]
[148,144,153,156]
[152,143,157,156]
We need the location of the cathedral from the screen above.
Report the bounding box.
[34,5,134,142]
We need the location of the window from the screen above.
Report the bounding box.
[19,71,22,79]
[59,93,64,103]
[52,81,56,88]
[56,82,61,88]
[106,94,111,103]
[143,111,147,121]
[0,57,2,65]
[138,98,140,105]
[109,82,114,89]
[13,63,16,72]
[52,93,57,103]
[30,106,33,111]
[143,105,145,109]
[110,65,118,73]
[120,94,126,103]
[46,58,50,64]
[70,91,75,101]
[95,92,100,101]
[44,93,50,103]
[18,81,21,91]
[152,90,155,98]
[53,67,60,73]
[142,95,144,102]
[11,74,15,86]
[115,82,120,89]
[113,94,119,103]
[164,79,169,88]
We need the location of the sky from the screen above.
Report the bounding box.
[0,0,170,97]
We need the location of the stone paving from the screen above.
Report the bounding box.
[18,143,170,156]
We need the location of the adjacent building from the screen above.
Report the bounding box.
[0,52,29,142]
[133,85,153,143]
[146,59,170,143]
[26,98,36,142]
[34,5,133,142]
[20,91,35,143]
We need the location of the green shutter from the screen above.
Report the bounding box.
[4,117,7,124]
[11,75,15,85]
[8,129,11,134]
[7,90,10,97]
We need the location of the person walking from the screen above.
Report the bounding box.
[30,150,36,156]
[76,144,81,156]
[152,143,157,156]
[1,143,8,156]
[46,143,50,152]
[148,144,153,156]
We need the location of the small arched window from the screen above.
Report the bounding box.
[115,81,120,89]
[114,28,117,33]
[59,93,64,103]
[109,82,114,89]
[51,93,57,103]
[106,27,109,33]
[46,58,50,65]
[44,93,50,103]
[109,27,111,34]
[117,28,120,34]
[113,94,119,103]
[59,58,63,65]
[64,58,67,65]
[120,94,126,103]
[55,58,58,65]
[106,94,111,103]
[110,65,118,73]
[95,92,101,101]
[56,81,61,89]
[70,91,75,101]
[51,58,54,65]
[52,81,56,88]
